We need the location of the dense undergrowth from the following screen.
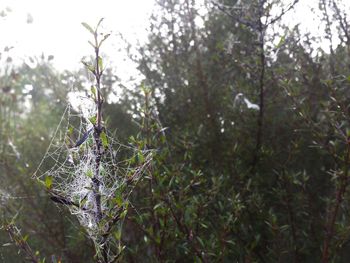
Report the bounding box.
[2,0,350,262]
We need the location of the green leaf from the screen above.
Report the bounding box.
[98,56,103,70]
[68,126,74,136]
[45,176,53,190]
[81,60,95,73]
[137,151,145,164]
[114,229,122,240]
[89,116,97,125]
[82,22,94,35]
[200,222,208,229]
[2,243,12,247]
[96,18,104,29]
[141,82,151,94]
[88,64,95,73]
[120,209,128,219]
[276,35,285,49]
[91,86,96,99]
[99,34,110,47]
[196,236,205,247]
[114,196,123,207]
[100,131,108,148]
[153,202,163,211]
[79,198,87,207]
[155,235,161,244]
[86,169,93,178]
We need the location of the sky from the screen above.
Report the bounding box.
[282,0,350,49]
[0,0,350,82]
[0,0,155,82]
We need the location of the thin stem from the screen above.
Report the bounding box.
[91,26,106,263]
[93,33,103,223]
[163,197,208,262]
[5,224,40,263]
[252,2,266,170]
[322,141,350,263]
[320,0,335,76]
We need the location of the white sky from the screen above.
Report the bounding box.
[0,0,349,81]
[282,0,350,48]
[0,0,155,82]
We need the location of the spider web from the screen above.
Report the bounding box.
[33,95,152,248]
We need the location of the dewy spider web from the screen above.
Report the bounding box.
[33,95,152,246]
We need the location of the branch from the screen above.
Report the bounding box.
[267,0,299,26]
[4,224,40,263]
[163,197,208,263]
[212,0,299,30]
[322,141,350,262]
[211,1,257,30]
[331,1,350,44]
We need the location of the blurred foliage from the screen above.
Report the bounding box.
[1,0,350,262]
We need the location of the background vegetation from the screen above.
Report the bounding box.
[1,0,350,262]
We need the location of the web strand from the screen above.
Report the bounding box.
[33,97,151,251]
